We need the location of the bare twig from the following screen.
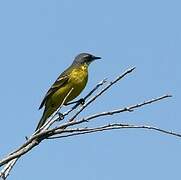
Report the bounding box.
[43,87,74,130]
[63,78,107,117]
[0,159,17,180]
[43,94,172,134]
[69,67,136,121]
[0,93,171,168]
[0,67,176,180]
[0,88,76,177]
[38,78,108,131]
[0,79,108,176]
[79,94,172,122]
[0,94,171,168]
[0,67,135,169]
[47,123,181,139]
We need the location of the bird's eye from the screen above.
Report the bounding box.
[84,55,90,58]
[83,55,90,61]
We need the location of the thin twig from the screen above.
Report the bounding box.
[0,68,135,169]
[69,67,136,121]
[0,67,175,180]
[0,86,75,177]
[48,123,181,139]
[0,159,17,180]
[43,87,74,130]
[0,93,171,168]
[79,94,172,122]
[0,78,108,175]
[62,78,107,117]
[44,94,172,134]
[0,140,40,168]
[34,87,74,134]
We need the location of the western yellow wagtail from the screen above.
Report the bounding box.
[36,53,101,130]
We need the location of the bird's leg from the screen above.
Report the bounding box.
[78,98,85,105]
[65,98,85,106]
[57,112,64,121]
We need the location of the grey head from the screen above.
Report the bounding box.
[72,53,101,66]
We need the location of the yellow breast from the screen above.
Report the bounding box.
[70,65,88,84]
[42,64,88,121]
[67,64,88,101]
[49,64,88,107]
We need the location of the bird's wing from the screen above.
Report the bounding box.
[39,74,69,109]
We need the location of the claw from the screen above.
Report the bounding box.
[57,112,64,121]
[78,98,85,105]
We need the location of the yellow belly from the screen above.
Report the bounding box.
[44,65,88,118]
[52,75,88,106]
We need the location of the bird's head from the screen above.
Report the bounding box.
[73,53,101,66]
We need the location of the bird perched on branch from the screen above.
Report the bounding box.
[36,53,101,130]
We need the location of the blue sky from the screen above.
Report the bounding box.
[0,0,181,179]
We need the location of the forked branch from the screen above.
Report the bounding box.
[0,67,176,180]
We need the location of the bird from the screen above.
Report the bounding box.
[36,53,101,130]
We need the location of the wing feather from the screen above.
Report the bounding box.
[39,74,69,109]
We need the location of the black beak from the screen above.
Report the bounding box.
[92,56,101,60]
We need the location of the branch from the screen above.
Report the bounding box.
[69,67,136,121]
[0,76,109,178]
[0,67,176,180]
[0,67,136,170]
[64,78,107,113]
[0,159,17,180]
[45,94,172,135]
[79,94,172,122]
[47,123,181,139]
[35,78,108,133]
[0,94,171,167]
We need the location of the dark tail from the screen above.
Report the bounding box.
[35,113,47,131]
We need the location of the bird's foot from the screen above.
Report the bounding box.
[78,98,85,105]
[57,112,64,121]
[65,98,85,106]
[25,136,29,141]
